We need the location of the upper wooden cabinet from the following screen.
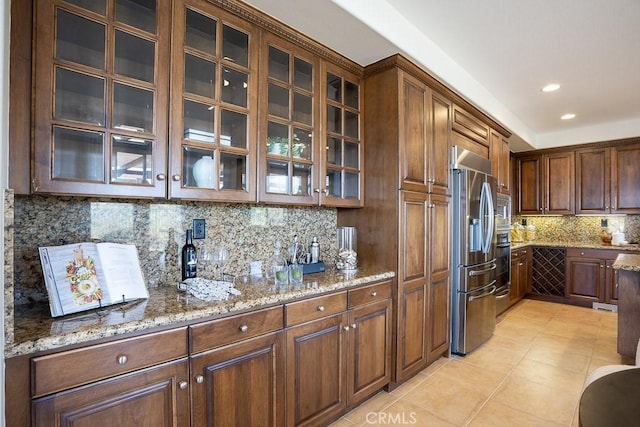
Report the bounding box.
[169,0,259,201]
[363,61,451,195]
[19,0,364,205]
[451,104,490,159]
[32,0,171,197]
[490,130,510,194]
[515,151,575,215]
[578,143,640,214]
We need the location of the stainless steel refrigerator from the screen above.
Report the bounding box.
[451,146,497,355]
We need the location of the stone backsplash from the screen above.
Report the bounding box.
[513,215,640,244]
[12,194,340,305]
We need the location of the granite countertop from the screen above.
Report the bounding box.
[613,254,640,272]
[7,266,394,358]
[511,240,640,251]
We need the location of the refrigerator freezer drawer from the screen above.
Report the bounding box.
[452,282,497,355]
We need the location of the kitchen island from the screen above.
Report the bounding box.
[613,253,640,361]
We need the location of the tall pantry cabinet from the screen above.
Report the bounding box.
[338,55,452,384]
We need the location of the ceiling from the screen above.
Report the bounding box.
[243,0,640,152]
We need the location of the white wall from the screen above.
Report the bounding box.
[1,0,9,424]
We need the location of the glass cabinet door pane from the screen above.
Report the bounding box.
[344,141,359,168]
[326,73,341,102]
[186,9,216,55]
[268,46,289,82]
[294,57,312,91]
[326,105,341,134]
[221,67,248,107]
[292,128,311,160]
[115,30,155,83]
[220,153,247,190]
[344,110,359,139]
[293,92,312,125]
[183,147,215,188]
[266,160,289,194]
[184,54,216,98]
[326,169,341,197]
[220,109,247,148]
[111,135,153,184]
[268,83,289,119]
[344,80,359,109]
[113,83,154,133]
[292,163,311,196]
[56,9,105,70]
[344,172,359,199]
[184,100,215,143]
[222,25,248,67]
[116,0,157,34]
[55,68,105,125]
[326,137,342,166]
[65,0,106,15]
[267,121,289,156]
[53,127,104,181]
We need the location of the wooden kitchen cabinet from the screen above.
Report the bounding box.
[509,247,531,306]
[611,144,640,214]
[32,0,171,197]
[30,328,190,426]
[451,104,491,158]
[565,248,628,307]
[490,129,511,194]
[169,0,259,201]
[515,151,575,215]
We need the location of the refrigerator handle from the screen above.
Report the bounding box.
[481,182,494,254]
[468,282,497,301]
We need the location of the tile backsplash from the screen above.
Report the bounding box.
[513,215,640,244]
[12,194,339,305]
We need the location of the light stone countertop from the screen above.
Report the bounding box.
[7,267,394,358]
[613,254,640,272]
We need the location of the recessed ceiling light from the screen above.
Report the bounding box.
[542,84,560,92]
[561,113,576,120]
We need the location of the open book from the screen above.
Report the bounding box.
[39,242,149,317]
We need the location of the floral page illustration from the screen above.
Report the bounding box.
[65,245,103,306]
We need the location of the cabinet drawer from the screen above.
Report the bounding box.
[349,281,392,308]
[566,248,615,259]
[190,306,284,354]
[32,327,187,398]
[285,292,347,326]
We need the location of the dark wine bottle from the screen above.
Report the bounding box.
[181,229,197,280]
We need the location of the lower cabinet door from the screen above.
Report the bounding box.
[32,359,190,427]
[286,313,348,427]
[348,299,392,405]
[190,332,285,427]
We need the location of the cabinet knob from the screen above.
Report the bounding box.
[239,325,249,332]
[523,251,527,254]
[196,375,204,384]
[351,323,357,329]
[600,264,605,268]
[343,326,350,331]
[172,174,181,181]
[156,174,166,181]
[317,305,325,312]
[117,355,128,365]
[371,291,378,297]
[427,178,435,183]
[179,381,188,390]
[581,252,585,256]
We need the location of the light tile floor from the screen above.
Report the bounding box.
[330,299,624,426]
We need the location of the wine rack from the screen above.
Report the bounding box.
[531,247,566,297]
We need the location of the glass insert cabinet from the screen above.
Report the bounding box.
[30,0,362,206]
[33,0,171,198]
